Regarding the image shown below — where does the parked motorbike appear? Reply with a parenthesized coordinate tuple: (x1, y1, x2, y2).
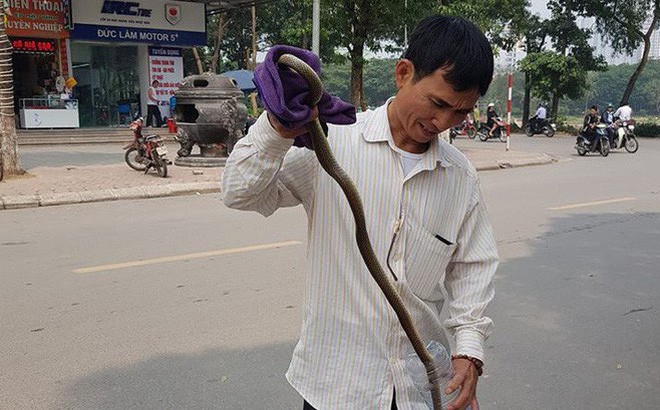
(449, 118, 477, 141)
(123, 117, 170, 177)
(610, 119, 639, 153)
(524, 116, 556, 138)
(476, 117, 507, 142)
(575, 123, 610, 157)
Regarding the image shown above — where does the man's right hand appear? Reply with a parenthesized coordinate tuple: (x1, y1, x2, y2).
(267, 108, 318, 139)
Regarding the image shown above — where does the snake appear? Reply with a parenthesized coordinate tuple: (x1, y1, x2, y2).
(277, 54, 444, 410)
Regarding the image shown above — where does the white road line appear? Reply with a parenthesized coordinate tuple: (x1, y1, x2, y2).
(548, 197, 636, 211)
(74, 240, 302, 274)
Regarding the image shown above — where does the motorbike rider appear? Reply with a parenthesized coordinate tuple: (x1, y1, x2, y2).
(600, 103, 615, 145)
(581, 105, 599, 145)
(530, 102, 547, 128)
(614, 101, 633, 122)
(486, 102, 498, 136)
(472, 103, 481, 128)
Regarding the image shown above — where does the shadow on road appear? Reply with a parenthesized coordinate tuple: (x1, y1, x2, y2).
(483, 211, 659, 409)
(55, 212, 659, 409)
(56, 342, 299, 409)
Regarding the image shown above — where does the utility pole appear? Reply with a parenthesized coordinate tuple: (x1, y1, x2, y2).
(312, 0, 320, 55)
(404, 0, 408, 48)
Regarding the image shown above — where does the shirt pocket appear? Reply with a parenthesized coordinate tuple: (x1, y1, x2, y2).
(404, 223, 457, 302)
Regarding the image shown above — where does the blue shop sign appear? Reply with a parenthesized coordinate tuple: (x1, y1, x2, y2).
(70, 0, 207, 46)
(71, 24, 205, 46)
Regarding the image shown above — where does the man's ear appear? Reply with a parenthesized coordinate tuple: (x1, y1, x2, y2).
(394, 59, 415, 89)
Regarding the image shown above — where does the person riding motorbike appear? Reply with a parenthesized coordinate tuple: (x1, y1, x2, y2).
(600, 103, 615, 145)
(530, 102, 548, 128)
(486, 103, 498, 137)
(613, 101, 632, 122)
(580, 105, 600, 145)
(472, 103, 481, 128)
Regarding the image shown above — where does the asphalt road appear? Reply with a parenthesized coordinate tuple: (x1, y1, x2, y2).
(18, 141, 182, 169)
(1, 137, 659, 409)
(17, 132, 578, 169)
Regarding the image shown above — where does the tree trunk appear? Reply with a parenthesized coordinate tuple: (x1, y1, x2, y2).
(211, 14, 229, 74)
(550, 92, 559, 121)
(522, 72, 531, 124)
(349, 46, 366, 111)
(346, 1, 370, 111)
(0, 14, 21, 177)
(192, 48, 204, 74)
(620, 11, 658, 106)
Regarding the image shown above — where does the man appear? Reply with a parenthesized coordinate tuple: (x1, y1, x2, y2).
(601, 104, 615, 145)
(581, 105, 600, 145)
(222, 15, 498, 410)
(486, 103, 499, 137)
(613, 101, 633, 122)
(532, 102, 547, 127)
(472, 103, 480, 128)
(146, 79, 163, 128)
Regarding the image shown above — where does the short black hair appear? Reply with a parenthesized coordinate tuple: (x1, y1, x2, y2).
(404, 15, 494, 96)
(590, 105, 598, 111)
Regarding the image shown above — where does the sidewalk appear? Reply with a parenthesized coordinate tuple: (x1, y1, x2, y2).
(0, 147, 556, 210)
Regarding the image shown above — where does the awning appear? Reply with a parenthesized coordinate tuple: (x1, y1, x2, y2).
(180, 0, 278, 15)
(221, 69, 256, 92)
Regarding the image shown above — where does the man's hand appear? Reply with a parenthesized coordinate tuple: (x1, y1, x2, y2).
(445, 358, 479, 410)
(267, 108, 318, 139)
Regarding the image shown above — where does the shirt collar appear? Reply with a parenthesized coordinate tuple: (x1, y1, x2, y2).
(360, 98, 453, 169)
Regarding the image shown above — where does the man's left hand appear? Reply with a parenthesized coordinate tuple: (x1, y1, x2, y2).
(445, 358, 479, 410)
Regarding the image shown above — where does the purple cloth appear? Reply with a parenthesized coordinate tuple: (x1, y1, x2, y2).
(253, 45, 356, 149)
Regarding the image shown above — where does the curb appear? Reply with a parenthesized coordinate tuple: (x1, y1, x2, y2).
(0, 182, 220, 210)
(0, 154, 556, 210)
(474, 153, 557, 171)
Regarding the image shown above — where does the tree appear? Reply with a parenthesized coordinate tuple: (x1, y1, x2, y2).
(438, 0, 530, 51)
(518, 0, 606, 119)
(580, 0, 660, 106)
(518, 15, 548, 124)
(0, 6, 21, 178)
(519, 51, 589, 119)
(320, 0, 435, 110)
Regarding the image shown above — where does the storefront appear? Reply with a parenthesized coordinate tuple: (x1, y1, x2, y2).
(6, 0, 77, 128)
(69, 0, 206, 127)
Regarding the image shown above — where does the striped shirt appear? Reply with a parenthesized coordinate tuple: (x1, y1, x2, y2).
(221, 101, 498, 409)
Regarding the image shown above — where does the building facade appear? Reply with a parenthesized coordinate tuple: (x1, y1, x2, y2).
(7, 0, 207, 129)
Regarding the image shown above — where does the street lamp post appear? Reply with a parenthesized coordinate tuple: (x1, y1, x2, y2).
(312, 0, 320, 55)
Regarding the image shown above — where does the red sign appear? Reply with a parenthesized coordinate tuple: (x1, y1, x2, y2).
(11, 37, 57, 53)
(6, 0, 70, 39)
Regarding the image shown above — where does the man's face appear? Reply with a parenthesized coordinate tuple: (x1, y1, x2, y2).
(389, 60, 479, 152)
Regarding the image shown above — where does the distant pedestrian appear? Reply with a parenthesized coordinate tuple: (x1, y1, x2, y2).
(146, 80, 163, 128)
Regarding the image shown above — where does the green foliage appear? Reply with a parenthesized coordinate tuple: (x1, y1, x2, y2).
(322, 59, 396, 107)
(634, 122, 660, 138)
(561, 60, 660, 116)
(555, 115, 581, 134)
(519, 52, 588, 102)
(580, 0, 658, 55)
(438, 0, 529, 52)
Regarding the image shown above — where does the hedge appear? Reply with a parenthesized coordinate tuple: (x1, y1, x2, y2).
(634, 122, 660, 138)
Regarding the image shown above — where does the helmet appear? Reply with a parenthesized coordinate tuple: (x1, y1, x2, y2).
(606, 103, 613, 108)
(487, 103, 495, 108)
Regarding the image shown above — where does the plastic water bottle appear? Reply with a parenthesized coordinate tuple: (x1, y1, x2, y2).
(405, 340, 458, 409)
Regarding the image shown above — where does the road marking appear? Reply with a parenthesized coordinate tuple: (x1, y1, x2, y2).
(74, 240, 302, 274)
(548, 197, 636, 211)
